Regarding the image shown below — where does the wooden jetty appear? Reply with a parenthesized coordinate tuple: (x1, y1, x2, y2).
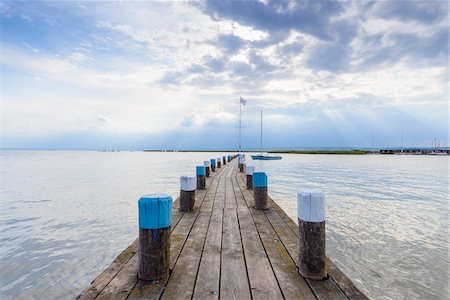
(78, 158, 368, 300)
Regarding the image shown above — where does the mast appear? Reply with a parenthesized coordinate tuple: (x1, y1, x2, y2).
(260, 110, 263, 155)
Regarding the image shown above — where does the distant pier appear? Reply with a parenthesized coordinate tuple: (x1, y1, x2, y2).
(77, 156, 368, 299)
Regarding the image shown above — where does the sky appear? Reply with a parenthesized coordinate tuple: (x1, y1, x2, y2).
(0, 0, 448, 150)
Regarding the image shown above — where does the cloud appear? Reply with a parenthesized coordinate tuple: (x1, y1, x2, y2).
(1, 0, 448, 149)
(215, 34, 246, 54)
(195, 0, 345, 41)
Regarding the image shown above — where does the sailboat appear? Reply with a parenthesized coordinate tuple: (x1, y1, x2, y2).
(251, 110, 282, 160)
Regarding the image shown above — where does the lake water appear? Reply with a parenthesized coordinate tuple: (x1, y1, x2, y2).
(0, 151, 448, 299)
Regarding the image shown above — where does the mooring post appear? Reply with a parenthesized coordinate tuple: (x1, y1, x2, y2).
(196, 166, 206, 190)
(297, 190, 326, 280)
(217, 157, 221, 168)
(211, 159, 216, 172)
(246, 165, 255, 190)
(204, 160, 211, 177)
(227, 155, 231, 162)
(223, 156, 226, 165)
(238, 156, 245, 172)
(253, 172, 268, 209)
(138, 194, 172, 281)
(180, 176, 196, 211)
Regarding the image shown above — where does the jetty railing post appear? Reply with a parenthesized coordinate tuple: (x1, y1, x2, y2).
(196, 166, 206, 190)
(297, 191, 326, 280)
(180, 176, 196, 211)
(217, 157, 221, 168)
(138, 194, 172, 281)
(211, 159, 216, 172)
(246, 165, 254, 190)
(204, 160, 211, 177)
(223, 156, 226, 165)
(253, 172, 268, 209)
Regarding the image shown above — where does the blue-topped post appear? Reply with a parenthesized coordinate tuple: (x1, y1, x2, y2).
(227, 155, 231, 162)
(217, 157, 221, 168)
(196, 166, 206, 190)
(253, 172, 268, 209)
(211, 158, 216, 172)
(180, 176, 196, 211)
(138, 194, 172, 281)
(204, 160, 211, 177)
(223, 156, 226, 165)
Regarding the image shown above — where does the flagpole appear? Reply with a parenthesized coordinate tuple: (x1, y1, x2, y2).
(239, 97, 241, 153)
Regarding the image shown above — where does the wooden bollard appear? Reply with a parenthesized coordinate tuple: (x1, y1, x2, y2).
(211, 159, 216, 172)
(297, 191, 326, 280)
(238, 156, 245, 172)
(180, 176, 196, 211)
(196, 166, 206, 190)
(246, 165, 254, 190)
(223, 156, 226, 165)
(204, 160, 210, 177)
(217, 157, 221, 168)
(253, 172, 268, 209)
(227, 155, 231, 162)
(138, 194, 172, 281)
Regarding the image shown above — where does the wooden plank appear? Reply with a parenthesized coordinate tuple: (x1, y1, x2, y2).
(220, 207, 251, 299)
(95, 254, 138, 300)
(192, 208, 223, 299)
(237, 205, 283, 299)
(327, 259, 369, 300)
(192, 174, 226, 299)
(76, 240, 138, 300)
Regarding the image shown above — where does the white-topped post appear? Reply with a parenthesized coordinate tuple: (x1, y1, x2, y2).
(297, 190, 326, 280)
(204, 160, 211, 177)
(217, 157, 221, 168)
(180, 176, 196, 211)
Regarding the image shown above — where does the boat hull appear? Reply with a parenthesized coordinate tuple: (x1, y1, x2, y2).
(251, 155, 282, 160)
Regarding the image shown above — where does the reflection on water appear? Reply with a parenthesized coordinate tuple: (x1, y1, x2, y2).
(0, 151, 448, 299)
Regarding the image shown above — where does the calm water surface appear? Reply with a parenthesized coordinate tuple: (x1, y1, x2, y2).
(0, 151, 448, 299)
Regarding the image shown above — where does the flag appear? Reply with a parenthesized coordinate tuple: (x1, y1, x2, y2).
(240, 96, 247, 105)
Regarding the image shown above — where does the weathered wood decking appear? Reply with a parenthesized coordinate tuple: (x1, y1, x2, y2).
(78, 159, 368, 300)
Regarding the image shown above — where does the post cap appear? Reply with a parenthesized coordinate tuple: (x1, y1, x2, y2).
(196, 166, 206, 176)
(211, 158, 216, 164)
(246, 165, 255, 175)
(180, 176, 196, 191)
(297, 190, 325, 222)
(204, 160, 210, 167)
(253, 172, 267, 187)
(138, 194, 172, 229)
